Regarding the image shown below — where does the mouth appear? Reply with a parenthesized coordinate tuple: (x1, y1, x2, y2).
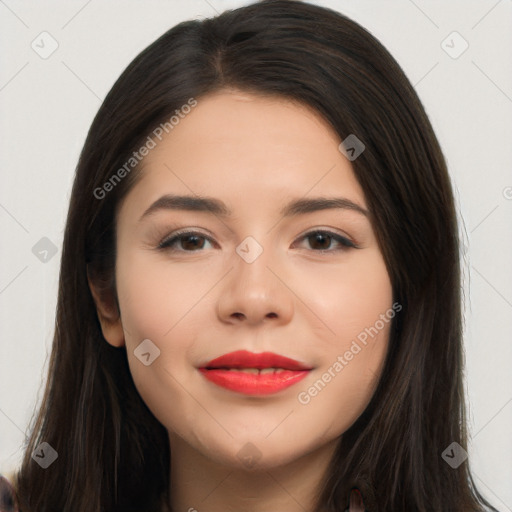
(198, 350, 313, 395)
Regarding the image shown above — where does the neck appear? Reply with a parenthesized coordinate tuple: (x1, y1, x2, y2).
(167, 432, 338, 512)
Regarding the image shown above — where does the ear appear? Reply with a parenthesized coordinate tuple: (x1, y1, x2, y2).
(87, 266, 125, 348)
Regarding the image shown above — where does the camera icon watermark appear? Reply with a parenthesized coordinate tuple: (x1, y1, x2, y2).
(441, 31, 469, 59)
(339, 134, 365, 161)
(441, 441, 468, 469)
(134, 339, 161, 366)
(32, 237, 58, 263)
(32, 442, 58, 469)
(31, 31, 59, 59)
(236, 442, 262, 469)
(236, 236, 263, 263)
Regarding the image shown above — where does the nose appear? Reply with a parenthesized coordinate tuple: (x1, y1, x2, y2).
(216, 242, 294, 327)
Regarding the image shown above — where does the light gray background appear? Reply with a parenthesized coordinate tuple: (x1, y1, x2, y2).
(1, 0, 511, 509)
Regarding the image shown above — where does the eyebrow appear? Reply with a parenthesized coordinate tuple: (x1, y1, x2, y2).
(138, 194, 369, 221)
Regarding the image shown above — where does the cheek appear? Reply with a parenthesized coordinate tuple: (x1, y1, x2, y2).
(295, 247, 393, 346)
(115, 249, 215, 340)
(294, 334, 388, 445)
(292, 249, 392, 429)
(114, 250, 217, 426)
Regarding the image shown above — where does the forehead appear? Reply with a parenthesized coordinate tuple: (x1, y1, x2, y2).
(121, 90, 366, 219)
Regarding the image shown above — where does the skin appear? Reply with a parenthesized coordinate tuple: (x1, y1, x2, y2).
(89, 89, 393, 512)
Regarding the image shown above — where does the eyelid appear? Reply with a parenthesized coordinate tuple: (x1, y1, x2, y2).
(157, 226, 358, 252)
(295, 227, 358, 248)
(158, 228, 215, 249)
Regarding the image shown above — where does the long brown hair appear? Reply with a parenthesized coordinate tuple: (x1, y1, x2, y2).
(14, 1, 497, 510)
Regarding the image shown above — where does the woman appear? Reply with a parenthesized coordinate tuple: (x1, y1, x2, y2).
(11, 1, 498, 510)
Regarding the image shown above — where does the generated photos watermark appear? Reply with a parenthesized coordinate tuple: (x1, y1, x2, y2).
(297, 301, 402, 405)
(94, 98, 198, 200)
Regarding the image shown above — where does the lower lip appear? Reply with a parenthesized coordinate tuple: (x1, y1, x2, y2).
(198, 369, 310, 395)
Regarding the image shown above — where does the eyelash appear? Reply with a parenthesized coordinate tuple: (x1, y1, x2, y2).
(157, 229, 358, 253)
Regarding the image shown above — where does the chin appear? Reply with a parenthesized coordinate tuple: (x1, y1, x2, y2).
(210, 437, 308, 472)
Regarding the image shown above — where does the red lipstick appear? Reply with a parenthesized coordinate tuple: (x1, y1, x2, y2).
(198, 350, 312, 395)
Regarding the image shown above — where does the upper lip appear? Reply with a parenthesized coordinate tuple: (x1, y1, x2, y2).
(200, 350, 313, 371)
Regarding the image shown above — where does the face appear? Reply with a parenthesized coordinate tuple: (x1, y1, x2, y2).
(108, 90, 393, 470)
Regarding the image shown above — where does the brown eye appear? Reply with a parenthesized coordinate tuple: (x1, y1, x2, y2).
(159, 232, 213, 252)
(157, 229, 356, 254)
(298, 230, 356, 252)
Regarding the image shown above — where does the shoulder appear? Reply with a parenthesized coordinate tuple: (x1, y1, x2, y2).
(0, 474, 19, 512)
